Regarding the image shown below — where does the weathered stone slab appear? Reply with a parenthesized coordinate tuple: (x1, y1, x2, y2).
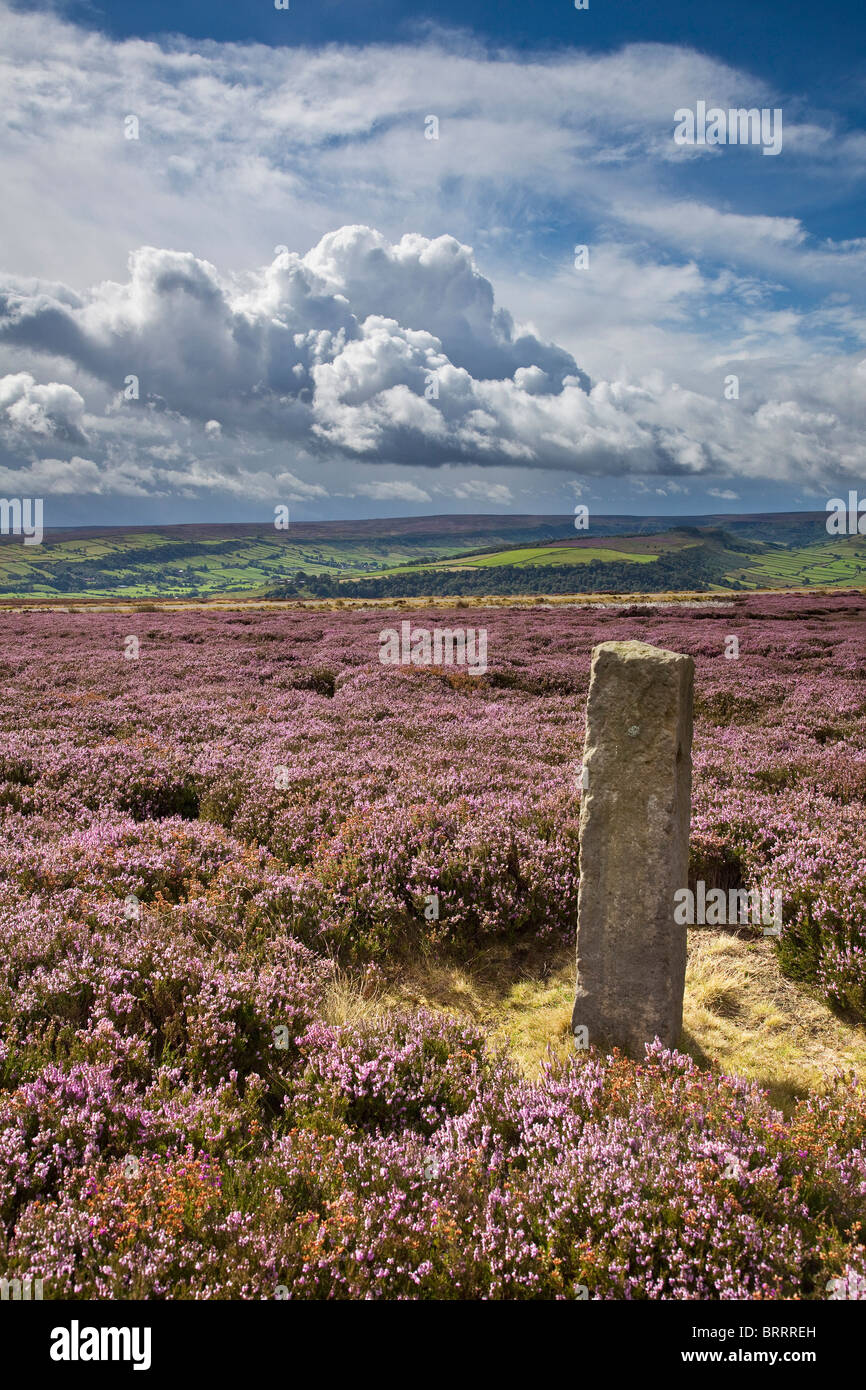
(572, 640, 694, 1054)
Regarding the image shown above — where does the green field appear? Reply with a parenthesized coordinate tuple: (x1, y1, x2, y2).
(0, 531, 473, 599)
(470, 544, 659, 567)
(389, 543, 664, 572)
(0, 513, 863, 601)
(378, 531, 712, 575)
(729, 536, 866, 588)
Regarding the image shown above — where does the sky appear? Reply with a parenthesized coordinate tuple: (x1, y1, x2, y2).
(0, 0, 864, 526)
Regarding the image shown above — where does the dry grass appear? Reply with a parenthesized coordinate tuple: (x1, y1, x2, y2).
(9, 588, 864, 615)
(320, 931, 866, 1111)
(681, 931, 866, 1108)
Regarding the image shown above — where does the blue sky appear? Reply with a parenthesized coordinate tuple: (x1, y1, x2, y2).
(43, 0, 866, 102)
(0, 0, 864, 525)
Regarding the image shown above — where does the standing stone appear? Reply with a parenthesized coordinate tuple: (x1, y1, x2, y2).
(572, 640, 694, 1055)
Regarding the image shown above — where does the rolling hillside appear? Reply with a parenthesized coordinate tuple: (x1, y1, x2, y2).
(0, 512, 862, 601)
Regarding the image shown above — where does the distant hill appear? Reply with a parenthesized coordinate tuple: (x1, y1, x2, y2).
(33, 509, 832, 546)
(1, 512, 861, 601)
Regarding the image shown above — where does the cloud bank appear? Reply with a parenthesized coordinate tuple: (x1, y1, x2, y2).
(1, 224, 865, 503)
(0, 2, 863, 512)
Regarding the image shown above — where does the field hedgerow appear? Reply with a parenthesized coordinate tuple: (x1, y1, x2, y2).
(0, 593, 865, 1298)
